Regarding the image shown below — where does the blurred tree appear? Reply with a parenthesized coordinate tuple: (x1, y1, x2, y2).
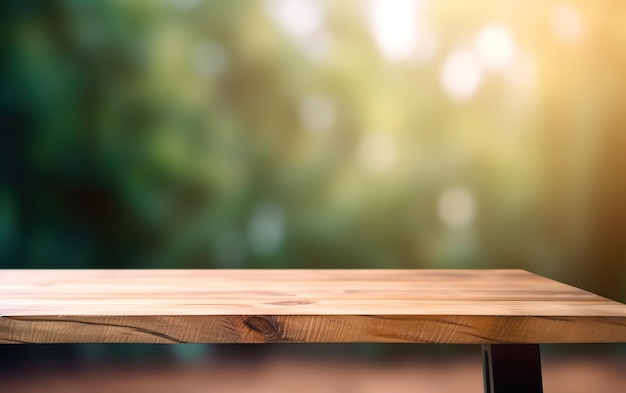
(0, 0, 624, 304)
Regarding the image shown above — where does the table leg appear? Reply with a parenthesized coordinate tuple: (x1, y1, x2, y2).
(482, 344, 543, 393)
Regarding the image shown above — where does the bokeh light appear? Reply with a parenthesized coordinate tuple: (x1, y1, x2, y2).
(550, 2, 584, 43)
(299, 92, 336, 133)
(440, 48, 483, 100)
(476, 24, 515, 70)
(437, 187, 476, 229)
(359, 133, 397, 173)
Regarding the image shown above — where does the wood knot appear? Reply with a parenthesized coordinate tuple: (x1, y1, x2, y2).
(243, 316, 282, 342)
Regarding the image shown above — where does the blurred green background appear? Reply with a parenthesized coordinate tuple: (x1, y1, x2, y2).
(1, 0, 625, 365)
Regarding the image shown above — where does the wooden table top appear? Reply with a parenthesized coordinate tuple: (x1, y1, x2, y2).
(2, 269, 626, 344)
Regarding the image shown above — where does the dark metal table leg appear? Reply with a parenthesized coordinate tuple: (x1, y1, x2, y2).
(482, 344, 543, 393)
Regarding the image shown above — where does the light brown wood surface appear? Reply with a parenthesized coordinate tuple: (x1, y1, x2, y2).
(2, 269, 626, 344)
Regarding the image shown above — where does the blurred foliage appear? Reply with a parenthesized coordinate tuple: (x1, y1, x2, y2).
(2, 0, 626, 367)
(1, 0, 625, 302)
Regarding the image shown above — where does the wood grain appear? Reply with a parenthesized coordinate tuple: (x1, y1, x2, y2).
(1, 269, 626, 344)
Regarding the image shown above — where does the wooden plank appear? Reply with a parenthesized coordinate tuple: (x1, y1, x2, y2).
(1, 269, 626, 344)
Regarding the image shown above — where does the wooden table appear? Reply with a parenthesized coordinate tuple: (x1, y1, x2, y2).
(2, 269, 626, 392)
